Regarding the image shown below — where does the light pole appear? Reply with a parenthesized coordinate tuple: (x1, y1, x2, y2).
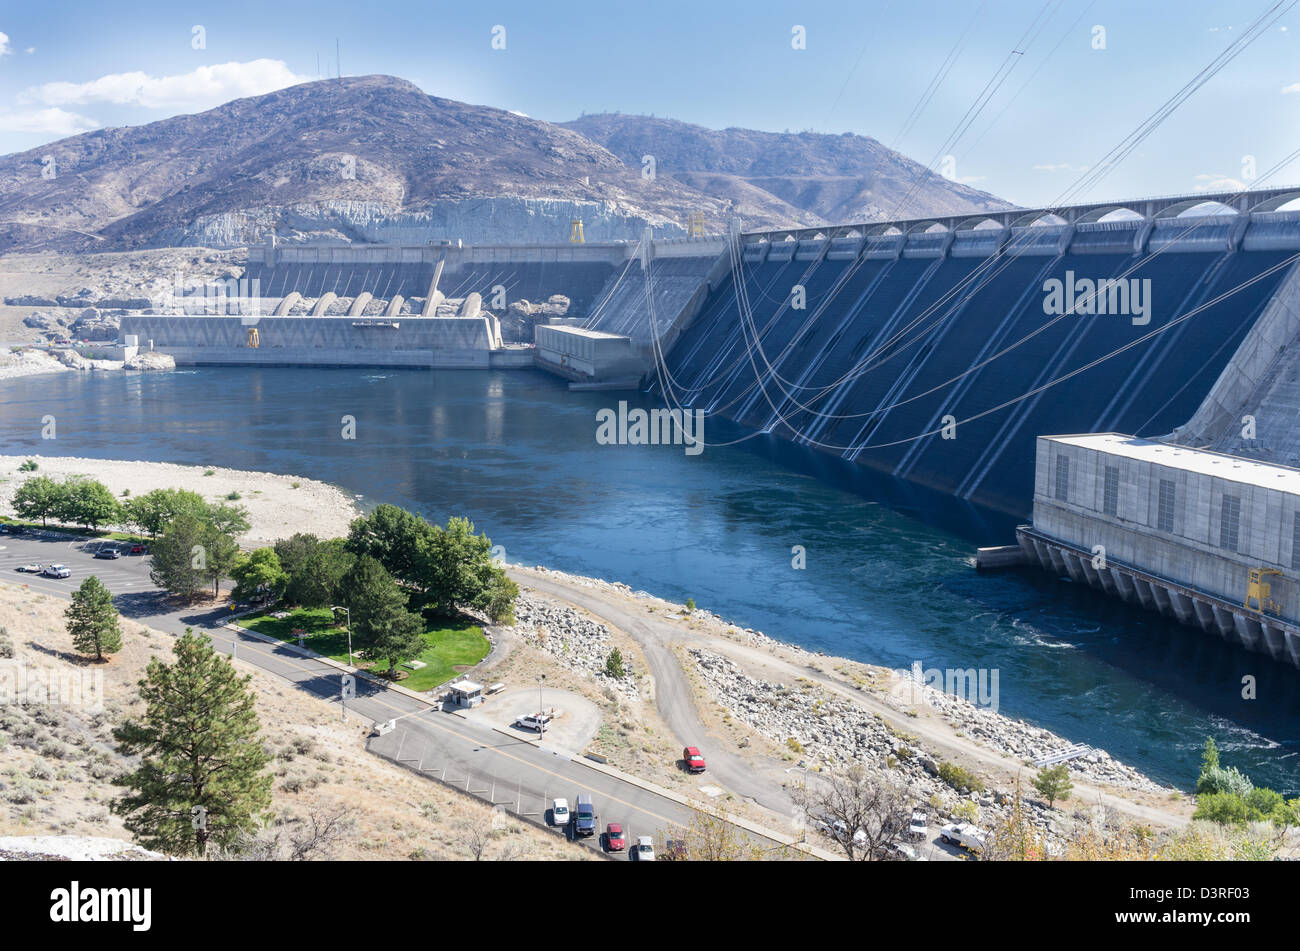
(332, 605, 353, 667)
(538, 674, 546, 736)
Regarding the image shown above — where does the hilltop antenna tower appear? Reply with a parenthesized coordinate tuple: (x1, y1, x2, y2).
(336, 39, 341, 78)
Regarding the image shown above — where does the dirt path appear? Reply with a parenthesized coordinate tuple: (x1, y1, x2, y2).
(509, 566, 1191, 832)
(512, 570, 797, 818)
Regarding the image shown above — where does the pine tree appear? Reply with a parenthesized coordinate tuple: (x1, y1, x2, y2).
(342, 555, 426, 674)
(65, 575, 122, 661)
(112, 629, 272, 856)
(148, 513, 208, 598)
(1032, 764, 1074, 809)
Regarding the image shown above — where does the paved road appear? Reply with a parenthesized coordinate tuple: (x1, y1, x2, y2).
(0, 531, 802, 860)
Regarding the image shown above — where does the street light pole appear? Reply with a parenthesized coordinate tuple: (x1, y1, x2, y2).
(539, 674, 546, 736)
(332, 605, 353, 666)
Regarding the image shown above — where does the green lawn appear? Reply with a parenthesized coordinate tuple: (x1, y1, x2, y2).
(237, 606, 489, 692)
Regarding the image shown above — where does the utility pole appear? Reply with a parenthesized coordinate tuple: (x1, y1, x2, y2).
(538, 674, 546, 736)
(332, 605, 353, 666)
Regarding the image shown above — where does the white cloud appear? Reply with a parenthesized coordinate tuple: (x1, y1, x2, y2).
(0, 31, 12, 56)
(1033, 162, 1089, 173)
(23, 59, 311, 111)
(1283, 82, 1300, 94)
(24, 47, 34, 55)
(1193, 173, 1247, 192)
(0, 107, 99, 136)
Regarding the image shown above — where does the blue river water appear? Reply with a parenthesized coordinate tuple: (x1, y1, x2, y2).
(1, 366, 1296, 793)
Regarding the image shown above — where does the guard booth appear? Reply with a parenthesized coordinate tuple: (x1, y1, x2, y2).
(446, 679, 485, 708)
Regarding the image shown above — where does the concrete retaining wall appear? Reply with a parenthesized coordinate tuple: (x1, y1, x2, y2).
(121, 315, 497, 369)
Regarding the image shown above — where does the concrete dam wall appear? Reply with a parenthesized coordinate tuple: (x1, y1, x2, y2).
(245, 243, 623, 316)
(120, 315, 501, 369)
(651, 210, 1300, 517)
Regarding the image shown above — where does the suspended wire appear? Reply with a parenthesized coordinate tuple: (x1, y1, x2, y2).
(686, 0, 1297, 423)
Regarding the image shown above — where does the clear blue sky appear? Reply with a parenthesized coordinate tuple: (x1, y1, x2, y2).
(1, 0, 1296, 208)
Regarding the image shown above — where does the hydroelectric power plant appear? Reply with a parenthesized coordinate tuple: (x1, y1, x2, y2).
(118, 185, 1300, 669)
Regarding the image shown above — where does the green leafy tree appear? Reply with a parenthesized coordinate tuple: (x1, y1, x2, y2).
(112, 629, 272, 856)
(279, 536, 354, 608)
(65, 575, 122, 661)
(200, 524, 241, 600)
(1193, 792, 1252, 827)
(149, 514, 209, 599)
(59, 477, 122, 530)
(230, 548, 287, 603)
(1031, 764, 1074, 809)
(12, 475, 65, 526)
(273, 533, 321, 580)
(346, 504, 435, 585)
(1201, 736, 1220, 772)
(346, 506, 517, 623)
(205, 502, 251, 538)
(126, 488, 208, 539)
(342, 555, 426, 675)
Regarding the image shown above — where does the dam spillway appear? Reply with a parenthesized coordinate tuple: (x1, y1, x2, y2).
(650, 200, 1300, 518)
(118, 187, 1300, 522)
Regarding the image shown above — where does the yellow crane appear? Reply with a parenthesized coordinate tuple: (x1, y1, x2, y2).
(1243, 568, 1282, 614)
(569, 219, 585, 244)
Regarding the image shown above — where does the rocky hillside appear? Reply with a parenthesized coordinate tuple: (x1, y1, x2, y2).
(0, 76, 1014, 253)
(562, 114, 1016, 224)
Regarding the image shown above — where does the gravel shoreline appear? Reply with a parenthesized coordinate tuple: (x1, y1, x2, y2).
(514, 564, 1172, 798)
(0, 455, 361, 547)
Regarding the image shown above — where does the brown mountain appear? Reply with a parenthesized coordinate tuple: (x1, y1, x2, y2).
(0, 76, 1014, 253)
(561, 113, 1016, 224)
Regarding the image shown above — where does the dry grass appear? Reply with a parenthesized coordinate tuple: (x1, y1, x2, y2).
(0, 581, 588, 860)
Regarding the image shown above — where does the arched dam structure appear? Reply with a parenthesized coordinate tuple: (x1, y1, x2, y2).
(243, 242, 621, 315)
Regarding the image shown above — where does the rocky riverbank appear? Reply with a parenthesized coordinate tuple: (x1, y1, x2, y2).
(514, 564, 1171, 800)
(510, 592, 641, 700)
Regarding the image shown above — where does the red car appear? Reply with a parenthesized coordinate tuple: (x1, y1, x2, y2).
(129, 544, 147, 554)
(604, 822, 625, 852)
(683, 746, 706, 773)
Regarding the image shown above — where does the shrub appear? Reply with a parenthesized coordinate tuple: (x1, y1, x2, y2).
(1197, 764, 1253, 798)
(938, 761, 985, 793)
(18, 459, 37, 472)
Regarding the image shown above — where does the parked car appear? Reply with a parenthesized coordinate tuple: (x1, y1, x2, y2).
(683, 746, 707, 773)
(574, 793, 597, 837)
(939, 822, 988, 853)
(551, 798, 570, 828)
(41, 564, 71, 579)
(886, 841, 925, 862)
(514, 712, 553, 733)
(908, 809, 928, 840)
(129, 543, 147, 554)
(810, 814, 868, 849)
(604, 823, 625, 852)
(632, 836, 655, 861)
(15, 563, 43, 573)
(94, 547, 122, 559)
(0, 523, 24, 534)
